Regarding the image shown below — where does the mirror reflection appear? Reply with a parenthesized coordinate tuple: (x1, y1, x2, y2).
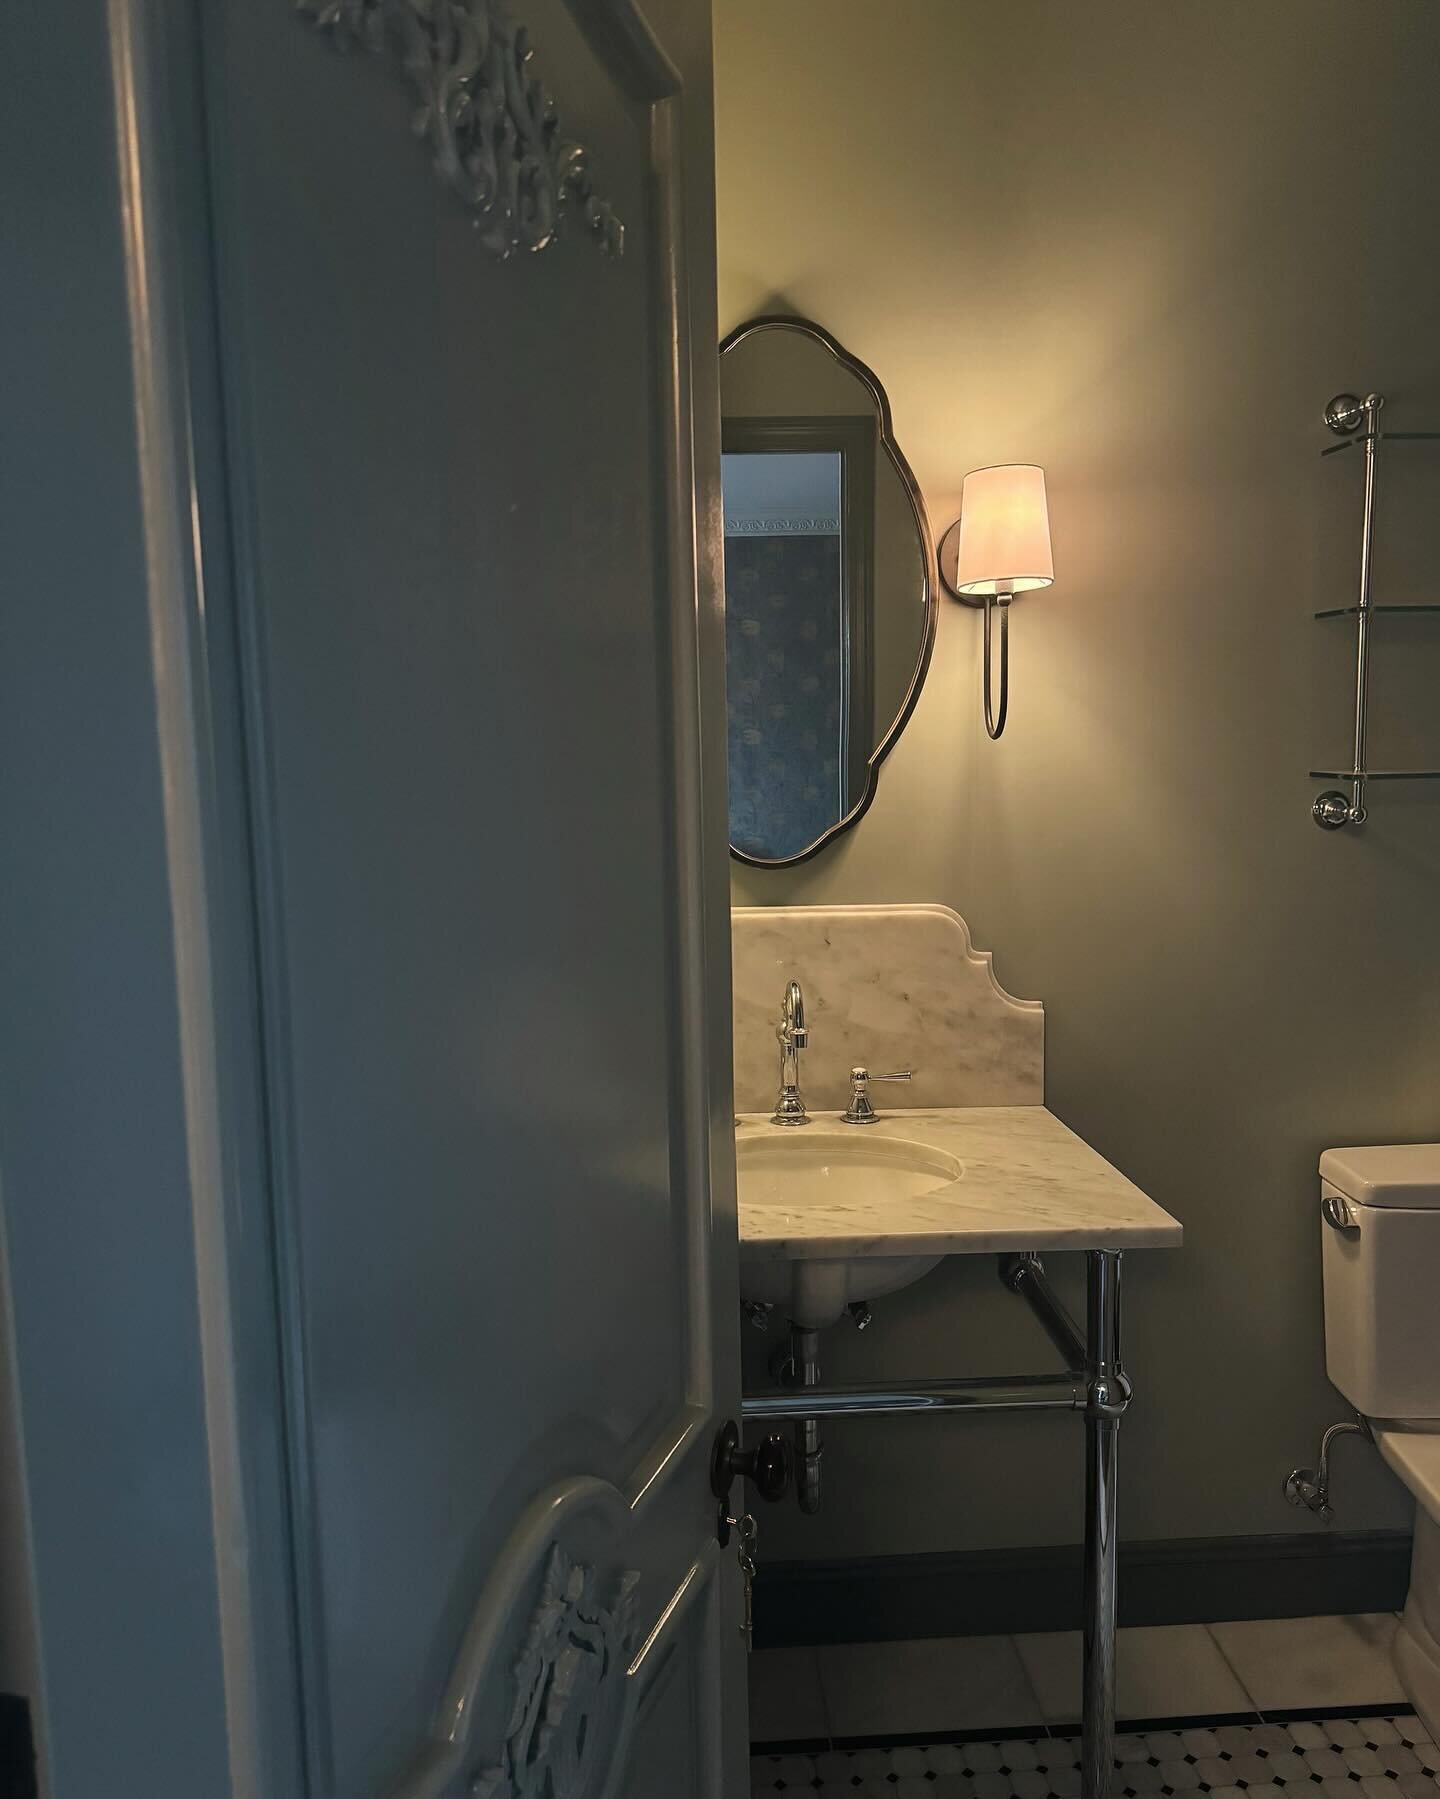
(721, 317, 934, 865)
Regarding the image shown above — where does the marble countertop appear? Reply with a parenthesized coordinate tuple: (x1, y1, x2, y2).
(736, 1106, 1182, 1258)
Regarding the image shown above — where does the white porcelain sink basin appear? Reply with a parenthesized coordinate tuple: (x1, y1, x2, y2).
(737, 1132, 962, 1328)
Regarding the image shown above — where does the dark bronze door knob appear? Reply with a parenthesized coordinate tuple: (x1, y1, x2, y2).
(710, 1418, 792, 1504)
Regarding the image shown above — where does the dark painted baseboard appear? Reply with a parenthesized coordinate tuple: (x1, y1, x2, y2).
(751, 1704, 1422, 1758)
(753, 1530, 1412, 1650)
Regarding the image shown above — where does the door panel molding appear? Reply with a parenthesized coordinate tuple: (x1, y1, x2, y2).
(108, 4, 262, 1780)
(388, 1476, 722, 1799)
(103, 0, 307, 1788)
(194, 5, 342, 1778)
(627, 1404, 705, 1510)
(650, 86, 717, 1426)
(626, 1544, 718, 1682)
(567, 0, 680, 98)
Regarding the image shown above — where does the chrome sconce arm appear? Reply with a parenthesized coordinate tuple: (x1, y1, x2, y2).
(982, 592, 1011, 740)
(938, 465, 1053, 742)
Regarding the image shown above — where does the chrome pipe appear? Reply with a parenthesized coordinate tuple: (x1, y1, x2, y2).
(1002, 1253, 1087, 1372)
(743, 1371, 1083, 1421)
(1082, 1250, 1124, 1799)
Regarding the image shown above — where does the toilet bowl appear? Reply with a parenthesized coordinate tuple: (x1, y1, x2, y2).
(1320, 1143, 1440, 1742)
(1376, 1430, 1440, 1742)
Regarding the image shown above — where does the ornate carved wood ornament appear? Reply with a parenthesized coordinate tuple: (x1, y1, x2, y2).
(469, 1544, 640, 1798)
(298, 0, 625, 259)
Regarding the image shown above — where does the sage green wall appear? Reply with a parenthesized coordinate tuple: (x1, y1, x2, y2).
(718, 0, 1440, 1562)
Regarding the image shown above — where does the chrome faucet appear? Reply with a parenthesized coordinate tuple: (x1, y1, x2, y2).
(771, 979, 809, 1125)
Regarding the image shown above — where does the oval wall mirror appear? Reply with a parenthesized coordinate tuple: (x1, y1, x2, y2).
(720, 316, 936, 866)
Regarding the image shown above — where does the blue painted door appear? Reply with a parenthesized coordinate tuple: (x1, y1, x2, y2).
(3, 4, 741, 1787)
(200, 1, 744, 1793)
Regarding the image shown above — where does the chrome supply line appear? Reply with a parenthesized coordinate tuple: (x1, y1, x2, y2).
(1285, 1413, 1373, 1520)
(742, 1247, 1129, 1799)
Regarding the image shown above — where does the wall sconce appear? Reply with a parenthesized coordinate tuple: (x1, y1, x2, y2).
(938, 464, 1054, 739)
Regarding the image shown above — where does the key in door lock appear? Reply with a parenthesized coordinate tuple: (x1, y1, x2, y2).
(710, 1418, 791, 1545)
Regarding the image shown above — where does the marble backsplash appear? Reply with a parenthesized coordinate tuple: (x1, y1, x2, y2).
(731, 903, 1043, 1115)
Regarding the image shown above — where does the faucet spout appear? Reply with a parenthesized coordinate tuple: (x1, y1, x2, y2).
(782, 979, 806, 1048)
(772, 980, 810, 1125)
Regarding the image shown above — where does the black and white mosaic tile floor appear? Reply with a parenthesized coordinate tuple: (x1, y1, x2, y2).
(751, 1716, 1440, 1798)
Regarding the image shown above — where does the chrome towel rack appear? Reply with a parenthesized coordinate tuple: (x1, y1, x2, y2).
(1311, 390, 1440, 830)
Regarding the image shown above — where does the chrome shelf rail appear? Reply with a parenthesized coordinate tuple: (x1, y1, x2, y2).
(1310, 767, 1440, 782)
(1320, 428, 1440, 457)
(1314, 603, 1440, 620)
(1312, 391, 1440, 830)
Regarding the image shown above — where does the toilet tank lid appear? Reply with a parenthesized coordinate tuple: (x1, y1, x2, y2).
(1321, 1143, 1440, 1208)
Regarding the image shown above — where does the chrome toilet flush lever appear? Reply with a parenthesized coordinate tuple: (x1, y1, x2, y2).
(842, 1065, 912, 1124)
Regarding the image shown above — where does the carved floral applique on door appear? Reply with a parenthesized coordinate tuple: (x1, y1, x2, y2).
(298, 0, 625, 260)
(470, 1544, 640, 1799)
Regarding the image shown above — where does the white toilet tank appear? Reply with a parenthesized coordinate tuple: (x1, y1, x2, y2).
(1320, 1144, 1440, 1420)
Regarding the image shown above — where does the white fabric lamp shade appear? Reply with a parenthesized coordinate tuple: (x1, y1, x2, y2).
(953, 464, 1054, 596)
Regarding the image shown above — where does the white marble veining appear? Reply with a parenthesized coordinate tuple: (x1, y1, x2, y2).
(736, 1107, 1182, 1259)
(732, 905, 1043, 1117)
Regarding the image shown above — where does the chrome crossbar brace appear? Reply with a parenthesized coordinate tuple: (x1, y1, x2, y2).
(740, 1247, 1128, 1799)
(743, 1371, 1083, 1420)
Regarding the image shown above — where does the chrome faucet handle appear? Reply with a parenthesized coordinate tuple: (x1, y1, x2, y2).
(842, 1065, 912, 1125)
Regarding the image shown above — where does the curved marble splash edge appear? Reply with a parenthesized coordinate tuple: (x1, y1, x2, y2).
(731, 903, 1044, 1117)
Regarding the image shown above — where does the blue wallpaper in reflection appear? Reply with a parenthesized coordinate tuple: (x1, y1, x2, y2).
(725, 533, 844, 861)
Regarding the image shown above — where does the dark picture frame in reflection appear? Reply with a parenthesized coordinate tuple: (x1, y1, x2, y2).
(719, 316, 936, 868)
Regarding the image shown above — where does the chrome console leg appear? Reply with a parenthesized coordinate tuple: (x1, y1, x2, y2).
(1082, 1250, 1128, 1799)
(794, 1328, 823, 1514)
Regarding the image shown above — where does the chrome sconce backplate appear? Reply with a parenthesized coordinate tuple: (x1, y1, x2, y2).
(937, 517, 989, 612)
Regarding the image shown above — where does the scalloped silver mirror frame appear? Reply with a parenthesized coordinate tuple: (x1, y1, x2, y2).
(719, 315, 937, 869)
